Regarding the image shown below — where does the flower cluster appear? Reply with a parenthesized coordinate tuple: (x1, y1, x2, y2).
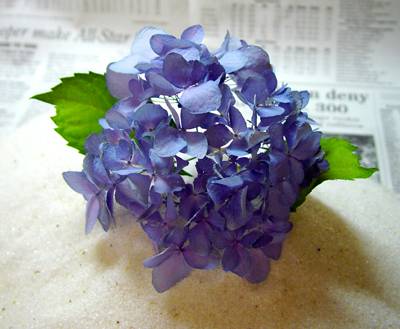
(63, 25, 328, 292)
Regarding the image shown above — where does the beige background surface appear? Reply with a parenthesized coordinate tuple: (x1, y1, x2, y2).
(0, 117, 399, 329)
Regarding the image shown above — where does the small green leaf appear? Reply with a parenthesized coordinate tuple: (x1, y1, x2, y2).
(292, 137, 377, 210)
(32, 72, 116, 153)
(179, 169, 193, 177)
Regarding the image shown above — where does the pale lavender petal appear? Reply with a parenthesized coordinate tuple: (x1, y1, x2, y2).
(181, 25, 204, 43)
(180, 81, 222, 114)
(182, 131, 208, 159)
(63, 171, 97, 198)
(85, 195, 100, 234)
(257, 106, 286, 118)
(153, 174, 185, 194)
(105, 64, 136, 99)
(150, 34, 193, 55)
(153, 126, 187, 157)
(219, 49, 247, 73)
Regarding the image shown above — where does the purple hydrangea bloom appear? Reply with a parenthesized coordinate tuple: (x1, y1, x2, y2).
(63, 25, 328, 293)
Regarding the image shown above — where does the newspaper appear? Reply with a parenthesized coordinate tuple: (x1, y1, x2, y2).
(1, 0, 399, 192)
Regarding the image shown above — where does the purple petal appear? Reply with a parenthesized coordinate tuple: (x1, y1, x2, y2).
(207, 175, 244, 204)
(183, 248, 217, 269)
(244, 248, 270, 283)
(291, 131, 322, 160)
(205, 124, 233, 148)
(164, 97, 181, 129)
(188, 223, 210, 256)
(180, 81, 222, 114)
(144, 247, 176, 268)
(63, 171, 97, 198)
(150, 34, 193, 55)
(229, 106, 247, 133)
(182, 131, 208, 159)
(83, 155, 112, 187)
(146, 71, 181, 96)
(163, 53, 192, 88)
(214, 31, 243, 58)
(153, 174, 185, 194)
(222, 246, 240, 271)
(132, 104, 168, 131)
(84, 133, 103, 156)
(151, 251, 192, 293)
(231, 247, 251, 277)
(85, 195, 100, 234)
(108, 27, 166, 76)
(226, 138, 249, 157)
(181, 108, 221, 129)
(153, 126, 187, 157)
(242, 77, 269, 104)
(165, 193, 178, 223)
(105, 65, 136, 99)
(262, 243, 283, 260)
(167, 47, 200, 61)
(181, 25, 204, 43)
(222, 186, 249, 230)
(207, 209, 225, 229)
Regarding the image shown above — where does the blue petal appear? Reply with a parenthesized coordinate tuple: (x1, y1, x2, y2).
(219, 49, 247, 73)
(180, 81, 222, 114)
(257, 106, 286, 118)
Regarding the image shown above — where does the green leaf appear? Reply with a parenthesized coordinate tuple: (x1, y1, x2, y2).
(179, 169, 193, 177)
(32, 72, 116, 153)
(292, 137, 377, 210)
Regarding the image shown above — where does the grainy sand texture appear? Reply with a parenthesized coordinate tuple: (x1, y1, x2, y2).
(1, 118, 399, 329)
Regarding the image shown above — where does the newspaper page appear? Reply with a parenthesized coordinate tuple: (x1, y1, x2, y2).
(1, 0, 399, 192)
(0, 0, 189, 130)
(190, 0, 400, 192)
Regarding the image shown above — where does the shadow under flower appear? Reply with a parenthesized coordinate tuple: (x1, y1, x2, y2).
(93, 197, 389, 329)
(157, 196, 387, 329)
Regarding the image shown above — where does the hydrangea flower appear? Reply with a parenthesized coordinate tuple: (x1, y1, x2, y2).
(63, 25, 328, 293)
